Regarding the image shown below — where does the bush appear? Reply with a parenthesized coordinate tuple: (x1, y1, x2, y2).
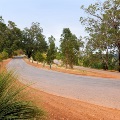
(0, 54, 3, 62)
(0, 51, 8, 61)
(0, 71, 45, 119)
(1, 51, 8, 59)
(13, 49, 24, 56)
(35, 52, 44, 63)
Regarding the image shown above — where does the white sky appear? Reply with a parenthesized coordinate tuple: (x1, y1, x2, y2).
(0, 0, 105, 47)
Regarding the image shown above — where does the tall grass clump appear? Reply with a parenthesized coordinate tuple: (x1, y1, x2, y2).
(0, 71, 45, 119)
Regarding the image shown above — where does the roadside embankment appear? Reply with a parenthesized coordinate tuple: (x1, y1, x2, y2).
(24, 58, 120, 80)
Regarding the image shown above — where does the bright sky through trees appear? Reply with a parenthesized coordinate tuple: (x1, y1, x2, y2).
(0, 0, 104, 46)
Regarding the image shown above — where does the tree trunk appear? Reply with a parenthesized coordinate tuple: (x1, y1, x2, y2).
(65, 52, 69, 69)
(43, 61, 45, 67)
(117, 44, 120, 72)
(0, 64, 1, 73)
(65, 63, 67, 69)
(102, 60, 108, 70)
(69, 62, 73, 69)
(65, 57, 68, 69)
(106, 47, 109, 70)
(26, 51, 32, 58)
(50, 62, 52, 69)
(101, 53, 108, 70)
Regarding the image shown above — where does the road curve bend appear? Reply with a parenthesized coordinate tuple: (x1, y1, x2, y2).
(7, 58, 120, 110)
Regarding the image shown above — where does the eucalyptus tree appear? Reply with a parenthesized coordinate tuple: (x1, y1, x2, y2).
(104, 0, 120, 70)
(80, 0, 120, 71)
(46, 35, 56, 68)
(60, 28, 83, 69)
(0, 18, 22, 57)
(0, 17, 7, 53)
(6, 21, 22, 56)
(36, 34, 48, 53)
(22, 22, 47, 58)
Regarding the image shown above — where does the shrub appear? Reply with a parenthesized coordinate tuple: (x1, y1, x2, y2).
(13, 49, 24, 56)
(35, 52, 44, 63)
(0, 54, 3, 62)
(0, 71, 45, 119)
(0, 51, 8, 61)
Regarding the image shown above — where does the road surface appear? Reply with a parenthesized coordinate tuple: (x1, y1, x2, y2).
(7, 58, 120, 110)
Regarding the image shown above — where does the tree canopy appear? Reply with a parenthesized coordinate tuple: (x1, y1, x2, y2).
(22, 22, 47, 58)
(80, 0, 120, 71)
(46, 35, 57, 66)
(60, 28, 83, 69)
(0, 1, 119, 72)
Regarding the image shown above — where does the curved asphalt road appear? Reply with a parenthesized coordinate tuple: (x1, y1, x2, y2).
(7, 58, 120, 110)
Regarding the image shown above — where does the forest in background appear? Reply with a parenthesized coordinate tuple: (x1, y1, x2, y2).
(0, 0, 119, 71)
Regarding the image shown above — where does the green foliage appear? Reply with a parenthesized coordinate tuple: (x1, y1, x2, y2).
(82, 53, 103, 69)
(60, 28, 83, 69)
(1, 51, 8, 60)
(0, 71, 45, 119)
(56, 51, 63, 60)
(0, 55, 3, 62)
(36, 34, 48, 53)
(46, 35, 57, 65)
(80, 0, 120, 71)
(0, 18, 23, 57)
(13, 49, 24, 56)
(22, 22, 47, 58)
(35, 52, 44, 63)
(0, 17, 48, 59)
(0, 51, 8, 61)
